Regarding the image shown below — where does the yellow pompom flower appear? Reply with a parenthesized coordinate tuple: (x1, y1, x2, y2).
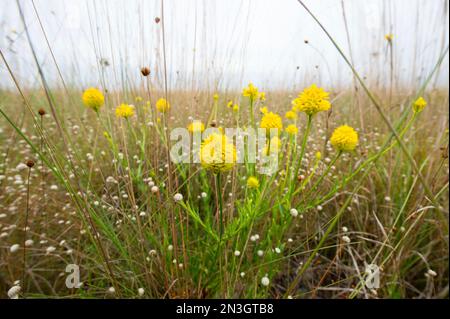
(330, 125, 358, 152)
(385, 33, 394, 42)
(233, 104, 239, 112)
(188, 121, 205, 133)
(242, 83, 259, 100)
(413, 96, 427, 113)
(285, 124, 298, 135)
(156, 98, 170, 113)
(315, 151, 322, 160)
(285, 110, 297, 120)
(260, 112, 283, 134)
(260, 106, 269, 114)
(247, 176, 260, 189)
(115, 103, 135, 118)
(82, 87, 104, 112)
(200, 133, 237, 173)
(292, 84, 331, 116)
(227, 100, 234, 108)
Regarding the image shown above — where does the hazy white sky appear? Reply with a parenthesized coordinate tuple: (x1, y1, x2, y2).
(0, 0, 448, 91)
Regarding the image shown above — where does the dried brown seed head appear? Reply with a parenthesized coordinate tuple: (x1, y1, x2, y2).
(38, 108, 46, 116)
(26, 160, 35, 168)
(141, 67, 150, 77)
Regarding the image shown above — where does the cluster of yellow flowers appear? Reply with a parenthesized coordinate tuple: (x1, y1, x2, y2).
(156, 98, 170, 113)
(200, 133, 237, 173)
(247, 176, 260, 189)
(413, 96, 427, 113)
(115, 103, 135, 118)
(292, 84, 331, 116)
(242, 83, 259, 100)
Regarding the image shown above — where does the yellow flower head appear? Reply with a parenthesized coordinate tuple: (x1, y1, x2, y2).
(247, 176, 260, 189)
(82, 87, 104, 112)
(200, 133, 237, 173)
(285, 110, 297, 120)
(242, 83, 259, 100)
(260, 112, 283, 134)
(213, 93, 219, 101)
(233, 104, 239, 112)
(413, 96, 427, 113)
(262, 136, 281, 156)
(260, 106, 269, 114)
(292, 84, 331, 116)
(285, 124, 298, 135)
(156, 98, 170, 113)
(315, 151, 322, 160)
(188, 121, 205, 133)
(385, 33, 394, 42)
(330, 125, 358, 152)
(259, 92, 266, 101)
(227, 100, 234, 108)
(115, 103, 135, 118)
(135, 96, 143, 102)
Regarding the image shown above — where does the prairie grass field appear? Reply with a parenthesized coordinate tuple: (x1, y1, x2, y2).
(0, 0, 449, 299)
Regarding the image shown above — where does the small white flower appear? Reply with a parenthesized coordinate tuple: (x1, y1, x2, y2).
(257, 250, 264, 257)
(138, 288, 145, 296)
(201, 192, 207, 198)
(234, 250, 241, 257)
(261, 276, 270, 286)
(16, 163, 28, 171)
(10, 244, 20, 253)
(7, 285, 21, 299)
(151, 186, 159, 193)
(384, 196, 391, 202)
(168, 245, 173, 251)
(108, 287, 115, 294)
(240, 272, 246, 278)
(275, 247, 281, 254)
(24, 239, 34, 247)
(46, 246, 56, 254)
(427, 269, 437, 277)
(342, 226, 348, 232)
(316, 205, 323, 211)
(173, 193, 183, 202)
(290, 208, 298, 217)
(341, 236, 351, 243)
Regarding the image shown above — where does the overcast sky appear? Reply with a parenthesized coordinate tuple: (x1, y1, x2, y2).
(0, 0, 448, 91)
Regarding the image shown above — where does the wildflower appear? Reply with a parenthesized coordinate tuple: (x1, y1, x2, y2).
(135, 96, 143, 102)
(108, 287, 115, 294)
(141, 67, 150, 76)
(173, 193, 183, 202)
(290, 208, 298, 217)
(201, 192, 207, 198)
(227, 100, 234, 108)
(242, 83, 259, 100)
(342, 235, 351, 243)
(330, 125, 358, 152)
(342, 226, 348, 232)
(25, 239, 34, 247)
(260, 106, 269, 114)
(261, 276, 270, 286)
(151, 186, 159, 193)
(10, 244, 20, 253)
(7, 285, 21, 299)
(427, 269, 437, 277)
(285, 110, 297, 120)
(260, 112, 283, 134)
(247, 176, 260, 189)
(315, 151, 322, 160)
(232, 104, 239, 112)
(292, 84, 331, 116)
(138, 288, 145, 296)
(285, 124, 298, 135)
(413, 96, 427, 113)
(234, 250, 241, 256)
(115, 103, 135, 118)
(46, 246, 56, 254)
(82, 88, 104, 112)
(155, 98, 170, 113)
(259, 92, 266, 101)
(200, 133, 237, 173)
(257, 250, 264, 257)
(188, 121, 205, 133)
(213, 93, 219, 101)
(385, 33, 394, 42)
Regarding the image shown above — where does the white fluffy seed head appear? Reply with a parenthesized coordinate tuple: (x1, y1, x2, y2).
(173, 193, 183, 202)
(261, 276, 270, 286)
(290, 208, 298, 217)
(10, 244, 20, 253)
(234, 250, 241, 256)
